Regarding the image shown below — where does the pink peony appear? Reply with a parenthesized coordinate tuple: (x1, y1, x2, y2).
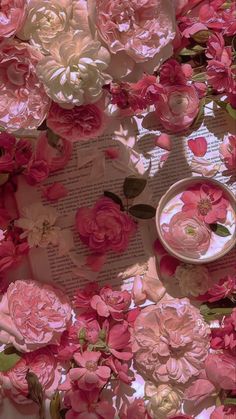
(133, 298, 210, 384)
(181, 183, 229, 224)
(0, 0, 26, 38)
(211, 405, 236, 419)
(0, 279, 72, 352)
(155, 85, 199, 132)
(70, 351, 111, 390)
(196, 275, 236, 303)
(1, 348, 61, 404)
(0, 40, 50, 132)
(75, 197, 137, 253)
(211, 309, 236, 354)
(65, 388, 116, 419)
(47, 102, 106, 143)
(90, 286, 131, 320)
(205, 352, 236, 390)
(220, 135, 236, 173)
(161, 212, 211, 258)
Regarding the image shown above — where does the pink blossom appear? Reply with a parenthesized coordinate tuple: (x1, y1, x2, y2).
(42, 182, 68, 202)
(205, 352, 236, 390)
(181, 183, 229, 224)
(91, 286, 131, 320)
(188, 137, 207, 157)
(73, 282, 100, 309)
(72, 313, 101, 345)
(70, 351, 111, 390)
(133, 299, 210, 384)
(206, 33, 226, 61)
(75, 197, 137, 253)
(194, 82, 207, 99)
(47, 102, 106, 143)
(120, 399, 150, 419)
(65, 388, 116, 419)
(107, 321, 132, 361)
(106, 357, 133, 387)
(0, 0, 26, 38)
(0, 279, 72, 352)
(155, 85, 199, 132)
(155, 133, 172, 151)
(220, 135, 236, 173)
(211, 309, 236, 354)
(196, 275, 236, 303)
(211, 405, 236, 419)
(160, 59, 192, 86)
(207, 59, 233, 94)
(1, 348, 61, 404)
(161, 212, 211, 258)
(0, 40, 50, 132)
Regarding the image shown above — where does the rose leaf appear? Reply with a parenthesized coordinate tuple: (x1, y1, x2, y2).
(128, 204, 156, 219)
(123, 177, 147, 199)
(0, 347, 22, 372)
(209, 223, 231, 237)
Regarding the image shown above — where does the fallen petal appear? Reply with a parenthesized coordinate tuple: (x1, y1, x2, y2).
(155, 133, 172, 151)
(188, 137, 207, 157)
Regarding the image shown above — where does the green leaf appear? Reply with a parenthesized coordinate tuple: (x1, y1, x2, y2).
(104, 191, 124, 210)
(26, 371, 45, 419)
(50, 391, 61, 419)
(224, 398, 236, 406)
(123, 177, 147, 199)
(192, 30, 212, 44)
(226, 104, 236, 120)
(0, 347, 22, 372)
(209, 223, 231, 237)
(0, 173, 9, 186)
(129, 204, 156, 219)
(179, 45, 205, 57)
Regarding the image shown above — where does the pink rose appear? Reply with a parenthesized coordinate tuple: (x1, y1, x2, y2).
(75, 197, 137, 253)
(90, 286, 131, 320)
(70, 351, 111, 390)
(220, 135, 236, 173)
(205, 353, 236, 391)
(0, 40, 50, 132)
(0, 0, 26, 38)
(211, 405, 236, 419)
(0, 279, 72, 352)
(65, 388, 116, 419)
(161, 212, 211, 258)
(1, 348, 61, 404)
(155, 85, 199, 132)
(47, 102, 106, 143)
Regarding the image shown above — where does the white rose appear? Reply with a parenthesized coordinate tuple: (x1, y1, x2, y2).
(36, 31, 111, 105)
(145, 382, 182, 419)
(175, 264, 213, 297)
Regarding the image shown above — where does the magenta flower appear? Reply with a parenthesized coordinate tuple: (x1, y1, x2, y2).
(70, 351, 111, 390)
(181, 183, 229, 224)
(65, 388, 116, 419)
(91, 286, 131, 320)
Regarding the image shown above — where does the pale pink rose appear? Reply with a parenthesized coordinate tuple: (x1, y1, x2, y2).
(65, 388, 116, 419)
(181, 183, 229, 224)
(47, 102, 107, 143)
(211, 405, 236, 419)
(90, 286, 131, 320)
(155, 85, 199, 132)
(0, 40, 50, 132)
(0, 0, 26, 38)
(220, 135, 236, 173)
(75, 197, 137, 253)
(205, 353, 236, 391)
(133, 298, 210, 384)
(42, 182, 68, 202)
(161, 212, 211, 258)
(1, 348, 61, 404)
(0, 279, 72, 352)
(70, 351, 111, 390)
(188, 137, 207, 157)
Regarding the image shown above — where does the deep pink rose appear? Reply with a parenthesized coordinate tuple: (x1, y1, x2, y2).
(211, 405, 236, 419)
(65, 388, 116, 419)
(155, 85, 199, 132)
(90, 286, 131, 320)
(1, 348, 61, 404)
(220, 135, 236, 173)
(47, 102, 106, 142)
(0, 0, 26, 38)
(0, 40, 50, 132)
(75, 197, 137, 253)
(0, 279, 72, 352)
(205, 353, 236, 391)
(161, 212, 211, 258)
(160, 59, 192, 86)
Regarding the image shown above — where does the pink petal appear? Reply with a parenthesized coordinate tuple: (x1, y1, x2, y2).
(97, 366, 111, 379)
(155, 133, 172, 151)
(86, 253, 107, 272)
(84, 372, 99, 384)
(160, 255, 180, 277)
(104, 148, 119, 159)
(42, 182, 68, 201)
(188, 137, 207, 157)
(153, 239, 167, 256)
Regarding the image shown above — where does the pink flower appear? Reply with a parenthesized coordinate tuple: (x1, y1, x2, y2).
(107, 321, 132, 361)
(196, 275, 236, 303)
(133, 298, 210, 384)
(91, 286, 131, 320)
(0, 40, 50, 132)
(73, 282, 100, 309)
(0, 132, 16, 172)
(220, 135, 236, 173)
(0, 279, 72, 352)
(70, 351, 111, 390)
(207, 59, 233, 94)
(181, 183, 229, 224)
(42, 182, 68, 202)
(120, 399, 150, 419)
(47, 102, 106, 143)
(72, 313, 101, 345)
(1, 348, 61, 404)
(205, 353, 236, 390)
(161, 212, 211, 258)
(206, 33, 227, 62)
(0, 0, 26, 38)
(155, 85, 199, 132)
(24, 133, 52, 185)
(160, 59, 192, 86)
(75, 197, 137, 253)
(65, 388, 116, 419)
(188, 137, 207, 157)
(106, 357, 133, 387)
(211, 405, 236, 419)
(211, 309, 236, 354)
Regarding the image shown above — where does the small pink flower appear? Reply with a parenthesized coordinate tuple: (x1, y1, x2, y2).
(42, 182, 68, 202)
(106, 357, 133, 386)
(47, 102, 106, 143)
(211, 405, 236, 419)
(220, 135, 236, 173)
(207, 59, 233, 94)
(206, 33, 226, 62)
(91, 286, 131, 320)
(0, 0, 26, 38)
(70, 351, 111, 391)
(155, 85, 199, 132)
(155, 133, 172, 151)
(205, 352, 236, 390)
(181, 183, 229, 224)
(107, 321, 132, 361)
(161, 212, 211, 258)
(196, 275, 236, 303)
(65, 388, 116, 419)
(211, 309, 236, 354)
(188, 137, 207, 157)
(75, 197, 137, 254)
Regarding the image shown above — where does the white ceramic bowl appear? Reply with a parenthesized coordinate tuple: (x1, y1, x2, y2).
(156, 176, 236, 264)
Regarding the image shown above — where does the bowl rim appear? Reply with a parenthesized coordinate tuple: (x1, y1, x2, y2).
(155, 176, 236, 264)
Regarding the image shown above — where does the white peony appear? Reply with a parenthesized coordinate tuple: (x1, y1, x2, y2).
(175, 264, 213, 297)
(36, 31, 111, 106)
(145, 382, 182, 418)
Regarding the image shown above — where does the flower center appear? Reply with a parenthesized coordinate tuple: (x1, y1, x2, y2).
(169, 93, 189, 114)
(85, 361, 97, 371)
(185, 226, 196, 236)
(198, 198, 212, 216)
